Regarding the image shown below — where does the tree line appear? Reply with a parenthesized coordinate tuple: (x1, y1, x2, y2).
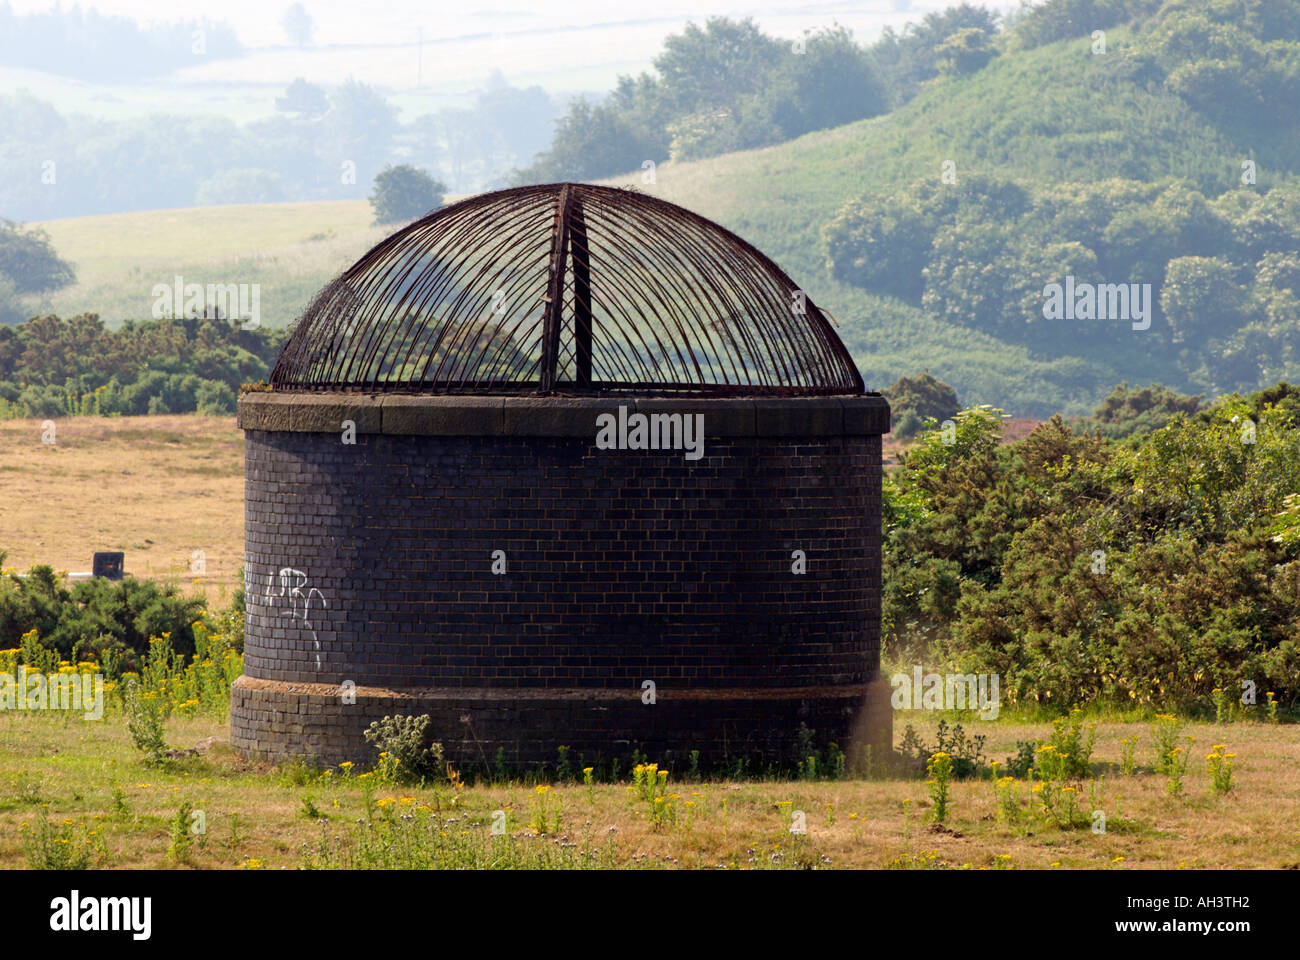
(0, 313, 284, 419)
(886, 380, 1300, 711)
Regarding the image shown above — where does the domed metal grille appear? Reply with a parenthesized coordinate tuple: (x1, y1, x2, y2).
(270, 182, 864, 396)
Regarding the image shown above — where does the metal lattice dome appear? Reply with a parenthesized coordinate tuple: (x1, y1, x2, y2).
(270, 182, 864, 396)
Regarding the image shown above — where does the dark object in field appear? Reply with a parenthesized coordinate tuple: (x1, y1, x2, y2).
(92, 552, 124, 580)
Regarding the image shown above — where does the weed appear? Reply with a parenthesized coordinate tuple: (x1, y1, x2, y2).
(528, 784, 562, 834)
(1120, 735, 1139, 776)
(122, 679, 167, 764)
(1151, 714, 1184, 774)
(167, 801, 194, 862)
(1165, 739, 1194, 796)
(994, 776, 1021, 823)
(363, 715, 444, 785)
(1206, 744, 1235, 795)
(23, 815, 105, 869)
(926, 751, 953, 823)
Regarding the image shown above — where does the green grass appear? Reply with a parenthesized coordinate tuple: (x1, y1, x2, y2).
(33, 200, 383, 330)
(5, 709, 1299, 870)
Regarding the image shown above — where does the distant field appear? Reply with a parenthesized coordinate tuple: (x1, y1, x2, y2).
(0, 415, 243, 593)
(34, 200, 384, 329)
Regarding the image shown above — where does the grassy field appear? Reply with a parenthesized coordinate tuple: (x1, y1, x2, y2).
(4, 709, 1296, 870)
(33, 200, 384, 331)
(3, 410, 1297, 870)
(0, 414, 244, 590)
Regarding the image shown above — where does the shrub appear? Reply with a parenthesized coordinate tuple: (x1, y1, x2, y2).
(195, 379, 236, 415)
(0, 565, 205, 663)
(362, 714, 445, 784)
(885, 371, 960, 435)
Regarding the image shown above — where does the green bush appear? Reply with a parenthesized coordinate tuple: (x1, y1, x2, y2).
(195, 379, 236, 415)
(362, 714, 445, 783)
(0, 560, 208, 664)
(888, 384, 1300, 711)
(885, 371, 959, 436)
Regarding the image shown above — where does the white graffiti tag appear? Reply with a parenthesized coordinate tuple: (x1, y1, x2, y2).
(264, 567, 328, 670)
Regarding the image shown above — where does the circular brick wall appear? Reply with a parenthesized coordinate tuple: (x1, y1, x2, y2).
(231, 393, 891, 769)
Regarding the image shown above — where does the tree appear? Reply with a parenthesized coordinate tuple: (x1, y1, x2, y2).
(747, 25, 887, 142)
(823, 191, 939, 301)
(282, 3, 315, 48)
(0, 221, 75, 297)
(324, 80, 400, 192)
(1161, 256, 1246, 343)
(653, 17, 783, 115)
(1012, 0, 1135, 51)
(885, 371, 960, 436)
(868, 3, 1001, 105)
(0, 277, 27, 326)
(935, 27, 995, 76)
(514, 98, 658, 182)
(369, 165, 446, 225)
(275, 77, 329, 118)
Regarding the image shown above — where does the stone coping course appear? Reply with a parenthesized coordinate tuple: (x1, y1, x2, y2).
(238, 391, 891, 437)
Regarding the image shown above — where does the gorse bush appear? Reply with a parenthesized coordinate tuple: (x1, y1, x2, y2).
(886, 385, 1300, 713)
(0, 556, 212, 665)
(0, 313, 283, 420)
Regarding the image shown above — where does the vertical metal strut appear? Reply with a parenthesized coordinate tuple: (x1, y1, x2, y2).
(539, 184, 573, 392)
(571, 197, 592, 389)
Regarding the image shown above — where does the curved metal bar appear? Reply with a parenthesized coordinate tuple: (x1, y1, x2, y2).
(269, 182, 864, 396)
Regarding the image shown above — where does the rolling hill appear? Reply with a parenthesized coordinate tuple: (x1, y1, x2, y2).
(31, 20, 1300, 416)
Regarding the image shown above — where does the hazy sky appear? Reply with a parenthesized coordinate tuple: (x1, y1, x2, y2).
(4, 1, 1017, 91)
(8, 1, 964, 48)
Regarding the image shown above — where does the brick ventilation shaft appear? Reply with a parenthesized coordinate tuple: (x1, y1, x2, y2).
(231, 183, 892, 769)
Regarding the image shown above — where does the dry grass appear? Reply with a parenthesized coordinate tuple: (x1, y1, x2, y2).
(0, 414, 243, 591)
(3, 711, 1297, 870)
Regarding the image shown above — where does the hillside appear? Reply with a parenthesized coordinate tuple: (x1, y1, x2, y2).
(595, 23, 1300, 414)
(34, 200, 383, 331)
(28, 14, 1300, 416)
